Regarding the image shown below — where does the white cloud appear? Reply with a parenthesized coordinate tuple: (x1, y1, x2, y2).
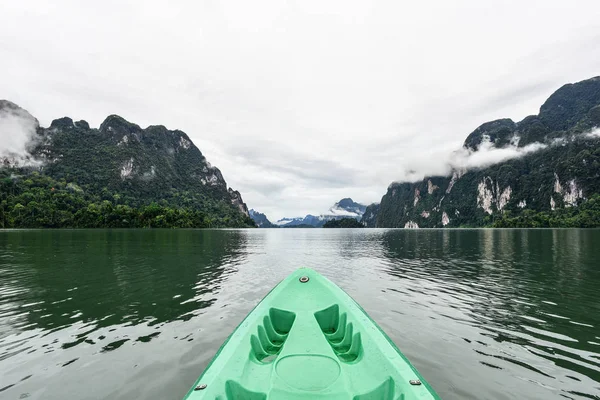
(449, 139, 547, 171)
(586, 127, 600, 138)
(0, 103, 41, 166)
(384, 137, 548, 186)
(1, 1, 600, 220)
(327, 208, 360, 217)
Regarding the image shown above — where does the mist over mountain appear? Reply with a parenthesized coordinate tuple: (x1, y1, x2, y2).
(0, 101, 254, 228)
(275, 198, 367, 228)
(3, 75, 600, 229)
(362, 76, 600, 228)
(328, 198, 367, 217)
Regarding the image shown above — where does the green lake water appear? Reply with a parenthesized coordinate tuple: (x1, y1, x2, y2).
(0, 229, 599, 399)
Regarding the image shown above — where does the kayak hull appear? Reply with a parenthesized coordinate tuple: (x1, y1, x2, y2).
(183, 268, 441, 399)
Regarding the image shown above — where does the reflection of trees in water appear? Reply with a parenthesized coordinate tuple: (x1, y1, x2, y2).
(380, 229, 595, 292)
(379, 229, 600, 382)
(380, 229, 506, 264)
(0, 230, 248, 335)
(334, 230, 384, 259)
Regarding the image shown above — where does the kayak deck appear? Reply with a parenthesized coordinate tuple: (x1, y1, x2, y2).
(184, 268, 440, 399)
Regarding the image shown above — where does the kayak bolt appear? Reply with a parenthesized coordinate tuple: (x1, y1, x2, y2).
(299, 276, 309, 283)
(409, 380, 421, 386)
(194, 384, 207, 391)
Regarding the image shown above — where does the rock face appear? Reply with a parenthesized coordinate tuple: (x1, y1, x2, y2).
(0, 101, 252, 226)
(249, 209, 277, 228)
(371, 76, 600, 228)
(361, 203, 380, 227)
(229, 189, 250, 217)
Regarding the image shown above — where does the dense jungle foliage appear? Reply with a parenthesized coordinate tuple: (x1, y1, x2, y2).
(323, 218, 364, 228)
(491, 194, 600, 228)
(0, 171, 253, 228)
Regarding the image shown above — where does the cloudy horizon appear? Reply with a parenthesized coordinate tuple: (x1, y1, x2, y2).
(2, 0, 600, 220)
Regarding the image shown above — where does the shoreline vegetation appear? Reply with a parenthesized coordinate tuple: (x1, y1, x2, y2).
(2, 171, 599, 229)
(489, 194, 600, 228)
(323, 218, 364, 228)
(0, 172, 254, 229)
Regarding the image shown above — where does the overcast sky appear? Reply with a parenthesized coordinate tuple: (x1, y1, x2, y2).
(2, 1, 600, 220)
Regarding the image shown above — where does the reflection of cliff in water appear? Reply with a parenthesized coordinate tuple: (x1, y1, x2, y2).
(378, 229, 600, 382)
(0, 229, 248, 335)
(380, 229, 597, 289)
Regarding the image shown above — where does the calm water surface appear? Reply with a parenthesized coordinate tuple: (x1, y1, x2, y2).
(0, 229, 599, 399)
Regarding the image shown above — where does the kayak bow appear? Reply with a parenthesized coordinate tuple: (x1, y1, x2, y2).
(184, 268, 441, 399)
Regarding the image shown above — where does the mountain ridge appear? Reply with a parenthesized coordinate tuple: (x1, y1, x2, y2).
(0, 101, 255, 228)
(363, 76, 600, 228)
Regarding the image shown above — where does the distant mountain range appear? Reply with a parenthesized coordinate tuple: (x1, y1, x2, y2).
(361, 76, 600, 228)
(264, 198, 367, 228)
(274, 215, 323, 228)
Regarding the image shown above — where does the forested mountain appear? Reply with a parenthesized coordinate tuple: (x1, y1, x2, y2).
(363, 76, 600, 228)
(4, 75, 599, 230)
(0, 101, 255, 228)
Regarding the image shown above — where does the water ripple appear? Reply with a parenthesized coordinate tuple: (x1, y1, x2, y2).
(0, 228, 599, 400)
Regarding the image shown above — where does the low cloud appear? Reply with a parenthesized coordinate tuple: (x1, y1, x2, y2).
(0, 101, 41, 167)
(586, 126, 600, 138)
(389, 137, 548, 185)
(327, 207, 360, 217)
(448, 139, 546, 171)
(390, 126, 600, 186)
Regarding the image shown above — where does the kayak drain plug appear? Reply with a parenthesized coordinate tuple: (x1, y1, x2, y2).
(299, 276, 309, 283)
(409, 380, 421, 386)
(194, 384, 207, 391)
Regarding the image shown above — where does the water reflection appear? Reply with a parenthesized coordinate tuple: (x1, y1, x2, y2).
(0, 228, 599, 400)
(377, 229, 600, 399)
(0, 229, 248, 397)
(1, 230, 250, 332)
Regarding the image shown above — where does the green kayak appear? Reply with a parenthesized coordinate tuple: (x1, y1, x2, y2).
(183, 268, 441, 399)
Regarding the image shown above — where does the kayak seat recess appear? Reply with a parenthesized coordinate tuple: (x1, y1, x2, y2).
(315, 304, 362, 362)
(352, 377, 396, 400)
(251, 308, 296, 363)
(219, 380, 266, 400)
